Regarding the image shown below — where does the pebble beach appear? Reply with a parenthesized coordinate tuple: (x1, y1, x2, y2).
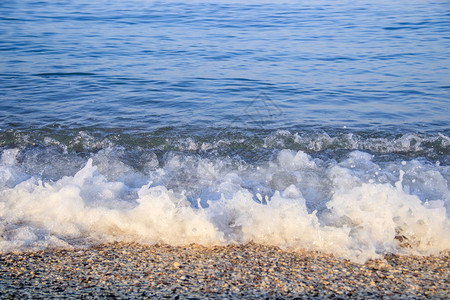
(0, 243, 448, 299)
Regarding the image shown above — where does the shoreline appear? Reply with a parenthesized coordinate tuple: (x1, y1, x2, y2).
(0, 243, 448, 299)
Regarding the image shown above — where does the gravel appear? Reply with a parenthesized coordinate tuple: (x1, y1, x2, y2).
(0, 242, 448, 299)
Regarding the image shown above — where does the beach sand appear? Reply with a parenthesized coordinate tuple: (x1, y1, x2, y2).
(0, 242, 448, 299)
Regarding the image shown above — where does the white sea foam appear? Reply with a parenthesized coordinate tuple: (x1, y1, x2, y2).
(0, 147, 448, 262)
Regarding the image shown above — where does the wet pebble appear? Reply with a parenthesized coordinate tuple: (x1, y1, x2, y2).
(0, 243, 448, 299)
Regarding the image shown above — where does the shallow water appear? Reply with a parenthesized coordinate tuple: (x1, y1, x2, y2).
(0, 0, 449, 262)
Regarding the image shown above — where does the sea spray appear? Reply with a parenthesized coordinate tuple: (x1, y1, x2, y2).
(1, 143, 448, 263)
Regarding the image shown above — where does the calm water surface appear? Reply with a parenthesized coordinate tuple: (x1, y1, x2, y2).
(1, 0, 449, 133)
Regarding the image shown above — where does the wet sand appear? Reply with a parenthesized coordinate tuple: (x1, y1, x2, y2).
(0, 242, 448, 299)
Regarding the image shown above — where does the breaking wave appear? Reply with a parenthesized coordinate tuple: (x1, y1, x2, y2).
(0, 130, 448, 262)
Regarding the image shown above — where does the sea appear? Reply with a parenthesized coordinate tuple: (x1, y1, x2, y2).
(0, 0, 449, 262)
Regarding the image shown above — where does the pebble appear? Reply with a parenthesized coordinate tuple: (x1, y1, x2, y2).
(0, 242, 448, 299)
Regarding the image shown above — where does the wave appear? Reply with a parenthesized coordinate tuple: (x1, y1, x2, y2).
(0, 137, 448, 262)
(1, 128, 449, 157)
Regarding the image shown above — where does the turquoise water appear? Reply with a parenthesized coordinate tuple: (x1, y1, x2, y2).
(0, 0, 449, 260)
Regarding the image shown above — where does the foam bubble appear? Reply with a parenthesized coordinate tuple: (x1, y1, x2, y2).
(0, 147, 448, 262)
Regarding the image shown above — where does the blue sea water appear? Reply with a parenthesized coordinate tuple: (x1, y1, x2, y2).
(0, 0, 449, 261)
